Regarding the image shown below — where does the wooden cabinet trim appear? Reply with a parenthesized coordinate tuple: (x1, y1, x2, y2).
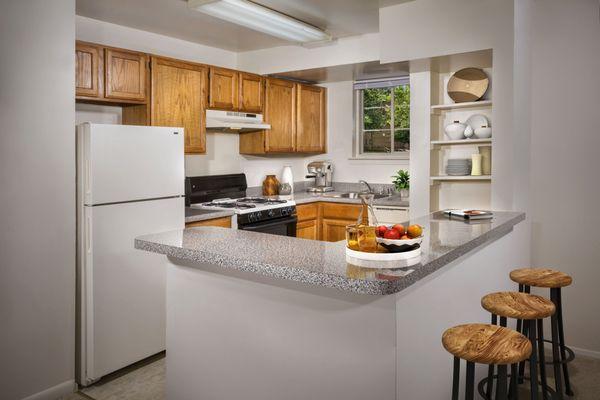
(104, 48, 148, 102)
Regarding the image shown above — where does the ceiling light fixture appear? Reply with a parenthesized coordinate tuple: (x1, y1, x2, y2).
(188, 0, 332, 44)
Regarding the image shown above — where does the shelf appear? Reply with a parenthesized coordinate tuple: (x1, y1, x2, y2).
(431, 138, 492, 146)
(431, 100, 492, 112)
(430, 175, 492, 182)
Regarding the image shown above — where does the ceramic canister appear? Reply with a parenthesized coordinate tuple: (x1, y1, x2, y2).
(281, 165, 294, 194)
(471, 154, 483, 176)
(262, 175, 280, 196)
(478, 146, 492, 175)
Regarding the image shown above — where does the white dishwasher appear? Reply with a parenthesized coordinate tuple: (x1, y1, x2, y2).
(373, 205, 410, 225)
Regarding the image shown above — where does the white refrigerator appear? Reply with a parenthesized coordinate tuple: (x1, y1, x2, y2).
(76, 123, 185, 386)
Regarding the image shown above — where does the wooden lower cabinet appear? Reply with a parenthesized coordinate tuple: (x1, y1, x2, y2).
(186, 216, 231, 228)
(321, 218, 354, 242)
(295, 202, 362, 242)
(296, 220, 319, 240)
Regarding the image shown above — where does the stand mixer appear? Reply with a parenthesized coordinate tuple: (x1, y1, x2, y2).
(306, 161, 334, 192)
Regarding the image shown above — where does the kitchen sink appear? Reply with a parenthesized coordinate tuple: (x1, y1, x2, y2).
(323, 192, 389, 199)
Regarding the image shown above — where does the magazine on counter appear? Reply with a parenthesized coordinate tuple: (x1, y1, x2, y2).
(443, 209, 493, 220)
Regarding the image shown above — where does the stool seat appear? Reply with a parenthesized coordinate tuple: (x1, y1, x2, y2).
(510, 268, 572, 288)
(442, 323, 532, 365)
(481, 291, 555, 320)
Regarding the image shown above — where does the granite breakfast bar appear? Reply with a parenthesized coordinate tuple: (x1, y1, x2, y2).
(136, 211, 527, 400)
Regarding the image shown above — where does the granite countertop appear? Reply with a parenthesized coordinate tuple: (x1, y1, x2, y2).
(286, 192, 410, 207)
(185, 207, 235, 223)
(137, 211, 525, 295)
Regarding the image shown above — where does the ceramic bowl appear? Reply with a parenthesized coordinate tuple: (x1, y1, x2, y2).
(474, 126, 492, 138)
(444, 121, 467, 140)
(376, 235, 423, 253)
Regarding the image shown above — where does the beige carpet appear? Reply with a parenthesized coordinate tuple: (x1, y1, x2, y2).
(62, 353, 600, 400)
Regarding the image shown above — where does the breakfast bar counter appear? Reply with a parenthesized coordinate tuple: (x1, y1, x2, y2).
(136, 211, 527, 400)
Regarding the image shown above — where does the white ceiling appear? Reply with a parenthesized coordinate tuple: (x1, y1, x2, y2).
(76, 0, 413, 52)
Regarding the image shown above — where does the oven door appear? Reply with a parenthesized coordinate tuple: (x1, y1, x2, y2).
(238, 216, 297, 237)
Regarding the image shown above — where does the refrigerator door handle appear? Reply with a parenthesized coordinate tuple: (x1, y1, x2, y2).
(86, 215, 91, 253)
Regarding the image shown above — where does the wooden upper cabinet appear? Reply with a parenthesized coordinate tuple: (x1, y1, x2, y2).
(296, 84, 326, 153)
(76, 42, 103, 98)
(238, 72, 264, 113)
(151, 57, 208, 154)
(104, 48, 148, 102)
(209, 67, 238, 110)
(264, 78, 296, 152)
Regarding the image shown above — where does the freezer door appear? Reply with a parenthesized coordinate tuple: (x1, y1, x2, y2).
(78, 197, 184, 384)
(77, 123, 184, 205)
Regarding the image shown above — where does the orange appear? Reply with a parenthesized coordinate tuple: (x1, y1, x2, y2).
(407, 224, 423, 238)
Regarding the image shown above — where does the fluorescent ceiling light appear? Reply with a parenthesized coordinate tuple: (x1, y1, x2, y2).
(188, 0, 332, 44)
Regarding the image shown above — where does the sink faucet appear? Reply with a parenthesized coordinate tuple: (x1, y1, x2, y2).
(358, 180, 373, 193)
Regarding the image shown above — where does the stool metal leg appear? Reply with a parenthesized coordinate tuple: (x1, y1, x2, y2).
(537, 319, 549, 400)
(510, 364, 519, 400)
(466, 361, 475, 400)
(550, 290, 565, 400)
(487, 314, 498, 399)
(496, 364, 508, 400)
(528, 320, 540, 400)
(452, 356, 460, 400)
(556, 288, 574, 396)
(518, 285, 531, 384)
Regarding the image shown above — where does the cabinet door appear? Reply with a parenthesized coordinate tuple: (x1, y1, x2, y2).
(297, 219, 318, 240)
(76, 42, 103, 98)
(239, 72, 264, 113)
(104, 48, 147, 102)
(151, 57, 208, 154)
(209, 67, 238, 110)
(296, 84, 326, 153)
(186, 217, 231, 228)
(264, 78, 296, 152)
(322, 218, 353, 242)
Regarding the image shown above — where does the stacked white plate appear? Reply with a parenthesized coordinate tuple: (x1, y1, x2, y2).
(446, 158, 472, 176)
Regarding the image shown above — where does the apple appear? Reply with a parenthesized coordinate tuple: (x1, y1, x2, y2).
(392, 224, 406, 234)
(407, 224, 423, 238)
(400, 235, 410, 240)
(384, 229, 401, 240)
(376, 225, 388, 238)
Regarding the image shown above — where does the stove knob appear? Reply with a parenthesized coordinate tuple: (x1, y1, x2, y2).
(280, 208, 288, 216)
(256, 211, 262, 220)
(268, 209, 275, 218)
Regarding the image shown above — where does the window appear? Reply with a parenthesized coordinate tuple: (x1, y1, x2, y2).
(354, 77, 410, 157)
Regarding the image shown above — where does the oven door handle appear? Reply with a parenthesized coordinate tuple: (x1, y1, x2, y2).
(239, 216, 298, 230)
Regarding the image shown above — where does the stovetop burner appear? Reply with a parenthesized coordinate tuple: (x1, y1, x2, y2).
(237, 197, 288, 205)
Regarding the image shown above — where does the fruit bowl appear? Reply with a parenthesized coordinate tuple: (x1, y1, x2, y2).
(376, 236, 423, 253)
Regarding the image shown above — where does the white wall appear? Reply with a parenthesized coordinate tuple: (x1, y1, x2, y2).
(524, 0, 600, 355)
(0, 1, 76, 399)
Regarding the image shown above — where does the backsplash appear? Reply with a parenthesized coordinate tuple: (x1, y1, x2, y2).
(247, 181, 396, 196)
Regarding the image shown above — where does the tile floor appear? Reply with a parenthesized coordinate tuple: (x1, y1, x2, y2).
(61, 353, 600, 400)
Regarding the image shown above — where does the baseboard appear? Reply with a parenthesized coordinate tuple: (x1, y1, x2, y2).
(22, 380, 75, 400)
(543, 343, 600, 360)
(570, 345, 600, 359)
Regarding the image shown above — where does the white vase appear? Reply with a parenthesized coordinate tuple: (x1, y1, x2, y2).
(281, 165, 294, 194)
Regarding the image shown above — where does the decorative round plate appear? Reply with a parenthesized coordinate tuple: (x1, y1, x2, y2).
(447, 68, 489, 103)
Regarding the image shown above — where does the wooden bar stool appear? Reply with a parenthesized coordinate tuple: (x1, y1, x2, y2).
(510, 268, 574, 397)
(481, 292, 557, 400)
(442, 323, 531, 400)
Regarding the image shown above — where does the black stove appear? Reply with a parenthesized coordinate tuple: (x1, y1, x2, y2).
(186, 174, 297, 237)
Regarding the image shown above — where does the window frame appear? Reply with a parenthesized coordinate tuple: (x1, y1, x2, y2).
(352, 77, 410, 160)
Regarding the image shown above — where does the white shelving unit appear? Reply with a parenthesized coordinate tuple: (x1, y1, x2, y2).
(431, 138, 492, 146)
(431, 175, 492, 182)
(431, 100, 492, 112)
(428, 50, 493, 212)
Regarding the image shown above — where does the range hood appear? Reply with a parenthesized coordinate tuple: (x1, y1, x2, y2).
(206, 109, 270, 133)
